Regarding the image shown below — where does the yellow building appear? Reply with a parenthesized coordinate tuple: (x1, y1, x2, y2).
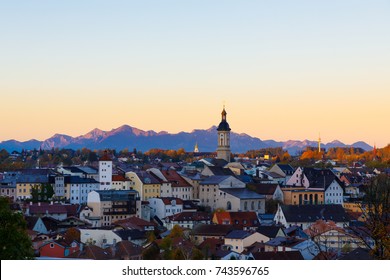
(125, 171, 161, 200)
(282, 187, 324, 205)
(343, 202, 363, 213)
(16, 174, 49, 200)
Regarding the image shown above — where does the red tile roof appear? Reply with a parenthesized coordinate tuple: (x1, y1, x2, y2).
(166, 211, 211, 222)
(99, 152, 112, 161)
(161, 170, 191, 188)
(213, 211, 259, 229)
(113, 216, 155, 230)
(112, 174, 130, 182)
(161, 197, 184, 205)
(67, 245, 113, 260)
(115, 241, 143, 259)
(29, 204, 67, 215)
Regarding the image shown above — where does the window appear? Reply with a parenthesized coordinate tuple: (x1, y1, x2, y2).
(50, 243, 55, 248)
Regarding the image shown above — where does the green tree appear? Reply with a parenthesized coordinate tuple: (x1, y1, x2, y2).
(265, 199, 280, 214)
(142, 243, 160, 260)
(168, 225, 184, 238)
(31, 183, 55, 203)
(0, 197, 34, 259)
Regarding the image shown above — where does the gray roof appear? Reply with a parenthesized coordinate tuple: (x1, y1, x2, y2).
(205, 166, 235, 176)
(276, 164, 295, 174)
(75, 166, 98, 174)
(114, 229, 146, 241)
(66, 176, 99, 184)
(0, 177, 17, 188)
(16, 174, 50, 184)
(200, 175, 233, 185)
(225, 230, 251, 239)
(191, 224, 233, 236)
(257, 226, 283, 238)
(97, 190, 139, 201)
(222, 188, 266, 200)
(280, 204, 350, 223)
(135, 171, 160, 184)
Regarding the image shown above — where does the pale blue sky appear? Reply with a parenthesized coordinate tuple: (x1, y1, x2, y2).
(1, 1, 389, 147)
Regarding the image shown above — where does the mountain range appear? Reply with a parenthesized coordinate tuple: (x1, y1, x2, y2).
(0, 125, 373, 154)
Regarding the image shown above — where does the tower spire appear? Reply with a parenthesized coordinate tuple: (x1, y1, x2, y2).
(318, 133, 321, 153)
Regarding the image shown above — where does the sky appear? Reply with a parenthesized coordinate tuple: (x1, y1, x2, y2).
(0, 0, 389, 147)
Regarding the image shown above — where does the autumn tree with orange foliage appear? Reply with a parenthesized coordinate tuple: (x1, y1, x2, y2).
(300, 148, 323, 161)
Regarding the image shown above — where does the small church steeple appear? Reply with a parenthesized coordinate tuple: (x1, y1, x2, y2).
(194, 142, 199, 153)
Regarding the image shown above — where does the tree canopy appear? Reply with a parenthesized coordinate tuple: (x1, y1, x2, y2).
(0, 197, 34, 259)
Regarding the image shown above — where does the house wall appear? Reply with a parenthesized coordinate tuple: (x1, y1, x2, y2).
(125, 172, 161, 200)
(160, 182, 171, 197)
(33, 218, 48, 234)
(54, 176, 65, 198)
(282, 189, 324, 205)
(225, 232, 269, 253)
(324, 181, 344, 205)
(112, 180, 131, 190)
(171, 186, 193, 200)
(69, 182, 99, 204)
(0, 187, 16, 201)
(286, 168, 310, 188)
(40, 242, 80, 258)
(16, 183, 41, 200)
(199, 184, 219, 210)
(273, 186, 284, 201)
(79, 229, 122, 248)
(182, 176, 201, 200)
(148, 198, 183, 219)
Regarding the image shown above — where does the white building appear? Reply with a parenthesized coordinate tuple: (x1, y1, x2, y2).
(148, 197, 184, 220)
(99, 153, 113, 190)
(66, 177, 100, 204)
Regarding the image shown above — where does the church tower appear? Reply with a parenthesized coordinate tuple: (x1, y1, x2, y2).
(216, 106, 231, 162)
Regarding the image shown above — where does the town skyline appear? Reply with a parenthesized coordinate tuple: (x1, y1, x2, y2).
(1, 1, 389, 147)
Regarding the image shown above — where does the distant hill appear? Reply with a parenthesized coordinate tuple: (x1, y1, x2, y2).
(0, 125, 373, 154)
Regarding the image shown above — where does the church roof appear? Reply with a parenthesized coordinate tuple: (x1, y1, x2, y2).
(217, 107, 231, 131)
(217, 121, 231, 131)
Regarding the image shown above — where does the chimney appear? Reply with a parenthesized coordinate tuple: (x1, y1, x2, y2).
(30, 201, 33, 206)
(38, 202, 41, 206)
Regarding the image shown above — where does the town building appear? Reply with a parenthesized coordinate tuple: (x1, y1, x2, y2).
(98, 152, 113, 190)
(81, 190, 140, 227)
